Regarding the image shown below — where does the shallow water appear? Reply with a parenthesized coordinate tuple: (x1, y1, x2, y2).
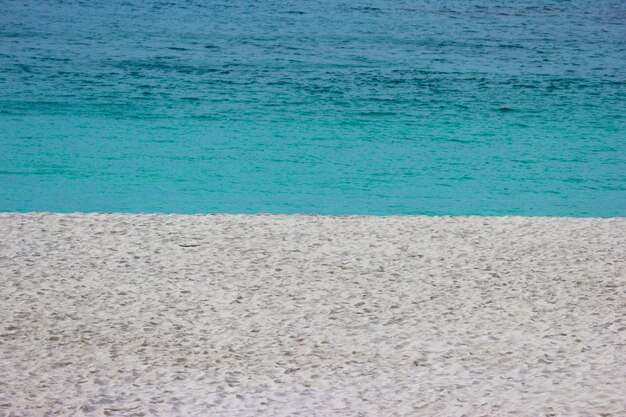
(1, 0, 625, 216)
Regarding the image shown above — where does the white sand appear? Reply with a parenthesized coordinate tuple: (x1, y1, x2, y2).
(0, 213, 625, 416)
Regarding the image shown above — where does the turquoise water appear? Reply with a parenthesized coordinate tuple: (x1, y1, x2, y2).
(1, 1, 625, 216)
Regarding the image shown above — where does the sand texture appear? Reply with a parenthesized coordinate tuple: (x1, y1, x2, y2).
(0, 213, 625, 416)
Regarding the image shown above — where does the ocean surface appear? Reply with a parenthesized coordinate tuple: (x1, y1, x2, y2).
(1, 0, 625, 216)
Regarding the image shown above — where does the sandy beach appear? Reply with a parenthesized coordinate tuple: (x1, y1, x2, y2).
(0, 213, 624, 416)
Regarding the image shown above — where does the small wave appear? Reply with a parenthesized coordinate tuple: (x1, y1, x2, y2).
(358, 111, 397, 117)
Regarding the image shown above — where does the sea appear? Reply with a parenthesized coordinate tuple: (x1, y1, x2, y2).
(1, 0, 625, 216)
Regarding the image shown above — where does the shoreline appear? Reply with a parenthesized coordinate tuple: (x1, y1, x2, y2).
(3, 211, 624, 219)
(1, 213, 625, 416)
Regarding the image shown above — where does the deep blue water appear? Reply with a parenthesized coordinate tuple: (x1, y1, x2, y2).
(1, 0, 625, 216)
